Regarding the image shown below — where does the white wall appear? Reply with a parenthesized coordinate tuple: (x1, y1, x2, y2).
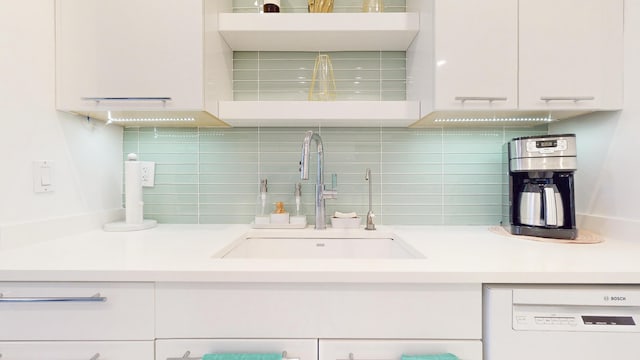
(550, 0, 640, 237)
(0, 1, 123, 236)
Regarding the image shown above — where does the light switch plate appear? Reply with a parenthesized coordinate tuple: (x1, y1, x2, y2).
(140, 161, 155, 187)
(33, 160, 54, 193)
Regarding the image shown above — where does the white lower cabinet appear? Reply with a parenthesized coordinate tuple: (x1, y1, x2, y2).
(0, 282, 155, 359)
(155, 339, 318, 360)
(0, 341, 153, 360)
(0, 282, 154, 341)
(319, 340, 482, 360)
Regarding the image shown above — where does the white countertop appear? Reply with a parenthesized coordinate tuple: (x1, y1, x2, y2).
(1, 224, 639, 284)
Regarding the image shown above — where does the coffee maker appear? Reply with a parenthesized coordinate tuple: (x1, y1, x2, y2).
(503, 134, 578, 239)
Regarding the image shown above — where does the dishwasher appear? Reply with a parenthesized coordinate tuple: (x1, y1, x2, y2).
(484, 284, 640, 359)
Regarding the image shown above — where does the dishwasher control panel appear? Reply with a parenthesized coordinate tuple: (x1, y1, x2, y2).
(513, 310, 640, 331)
(510, 286, 640, 332)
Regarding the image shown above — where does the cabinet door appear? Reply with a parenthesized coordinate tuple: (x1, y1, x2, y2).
(56, 0, 204, 112)
(0, 282, 154, 341)
(319, 340, 482, 360)
(156, 283, 481, 339)
(434, 0, 518, 111)
(0, 341, 153, 360)
(155, 339, 318, 360)
(519, 0, 623, 110)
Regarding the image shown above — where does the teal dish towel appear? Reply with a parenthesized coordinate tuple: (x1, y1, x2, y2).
(202, 354, 282, 360)
(401, 354, 459, 360)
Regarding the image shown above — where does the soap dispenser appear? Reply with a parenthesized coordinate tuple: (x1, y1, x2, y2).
(290, 183, 307, 225)
(254, 179, 271, 225)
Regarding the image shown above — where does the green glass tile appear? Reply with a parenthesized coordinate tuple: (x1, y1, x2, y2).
(382, 215, 443, 225)
(444, 183, 502, 195)
(149, 214, 198, 224)
(381, 174, 443, 184)
(381, 51, 407, 59)
(326, 51, 379, 59)
(123, 129, 140, 141)
(443, 163, 502, 175)
(136, 128, 198, 142)
(156, 164, 198, 174)
(442, 142, 505, 154)
(137, 153, 198, 164)
(199, 203, 256, 215)
(144, 204, 198, 215)
(383, 205, 443, 215)
(199, 153, 259, 163)
(143, 194, 198, 205)
(199, 194, 258, 205)
(123, 143, 139, 154)
(154, 174, 199, 184)
(144, 184, 198, 194)
(199, 174, 261, 184)
(443, 153, 503, 163)
(233, 59, 259, 70)
(200, 163, 258, 174)
(234, 51, 259, 60)
(259, 51, 318, 60)
(443, 194, 501, 206)
(138, 142, 199, 154)
(380, 183, 443, 194)
(381, 194, 442, 205)
(234, 80, 260, 91)
(381, 69, 406, 80)
(199, 215, 254, 224)
(443, 174, 503, 185)
(199, 183, 257, 194)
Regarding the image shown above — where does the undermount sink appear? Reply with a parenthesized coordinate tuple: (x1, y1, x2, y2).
(214, 230, 424, 259)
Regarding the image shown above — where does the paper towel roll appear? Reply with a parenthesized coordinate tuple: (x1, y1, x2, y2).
(124, 155, 144, 225)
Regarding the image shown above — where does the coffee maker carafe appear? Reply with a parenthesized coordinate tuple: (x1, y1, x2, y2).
(503, 134, 578, 239)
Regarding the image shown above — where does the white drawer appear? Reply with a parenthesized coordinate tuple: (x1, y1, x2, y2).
(156, 282, 481, 339)
(319, 339, 482, 360)
(0, 341, 154, 360)
(155, 339, 318, 360)
(0, 282, 154, 340)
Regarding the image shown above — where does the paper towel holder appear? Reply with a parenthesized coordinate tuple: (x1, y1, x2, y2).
(104, 153, 157, 232)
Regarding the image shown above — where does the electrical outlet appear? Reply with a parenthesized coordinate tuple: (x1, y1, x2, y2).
(140, 161, 155, 187)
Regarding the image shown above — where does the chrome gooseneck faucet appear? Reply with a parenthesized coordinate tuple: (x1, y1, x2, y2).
(365, 168, 376, 230)
(300, 130, 337, 229)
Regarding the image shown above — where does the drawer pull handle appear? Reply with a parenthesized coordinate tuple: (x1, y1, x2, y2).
(167, 351, 299, 360)
(0, 292, 107, 303)
(82, 97, 172, 103)
(455, 96, 508, 103)
(540, 96, 595, 102)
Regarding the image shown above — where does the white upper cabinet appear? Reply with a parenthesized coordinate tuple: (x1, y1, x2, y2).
(519, 0, 623, 111)
(433, 0, 518, 111)
(410, 0, 623, 126)
(55, 0, 623, 127)
(55, 0, 231, 126)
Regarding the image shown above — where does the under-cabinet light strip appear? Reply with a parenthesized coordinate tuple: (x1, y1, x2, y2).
(434, 117, 554, 123)
(109, 117, 196, 123)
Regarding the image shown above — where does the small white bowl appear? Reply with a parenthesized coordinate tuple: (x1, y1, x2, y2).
(331, 216, 361, 229)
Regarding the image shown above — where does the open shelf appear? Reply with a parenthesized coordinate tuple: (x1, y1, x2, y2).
(218, 101, 420, 127)
(218, 12, 420, 51)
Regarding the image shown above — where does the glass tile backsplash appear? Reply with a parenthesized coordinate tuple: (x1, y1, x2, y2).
(123, 126, 548, 225)
(234, 51, 407, 101)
